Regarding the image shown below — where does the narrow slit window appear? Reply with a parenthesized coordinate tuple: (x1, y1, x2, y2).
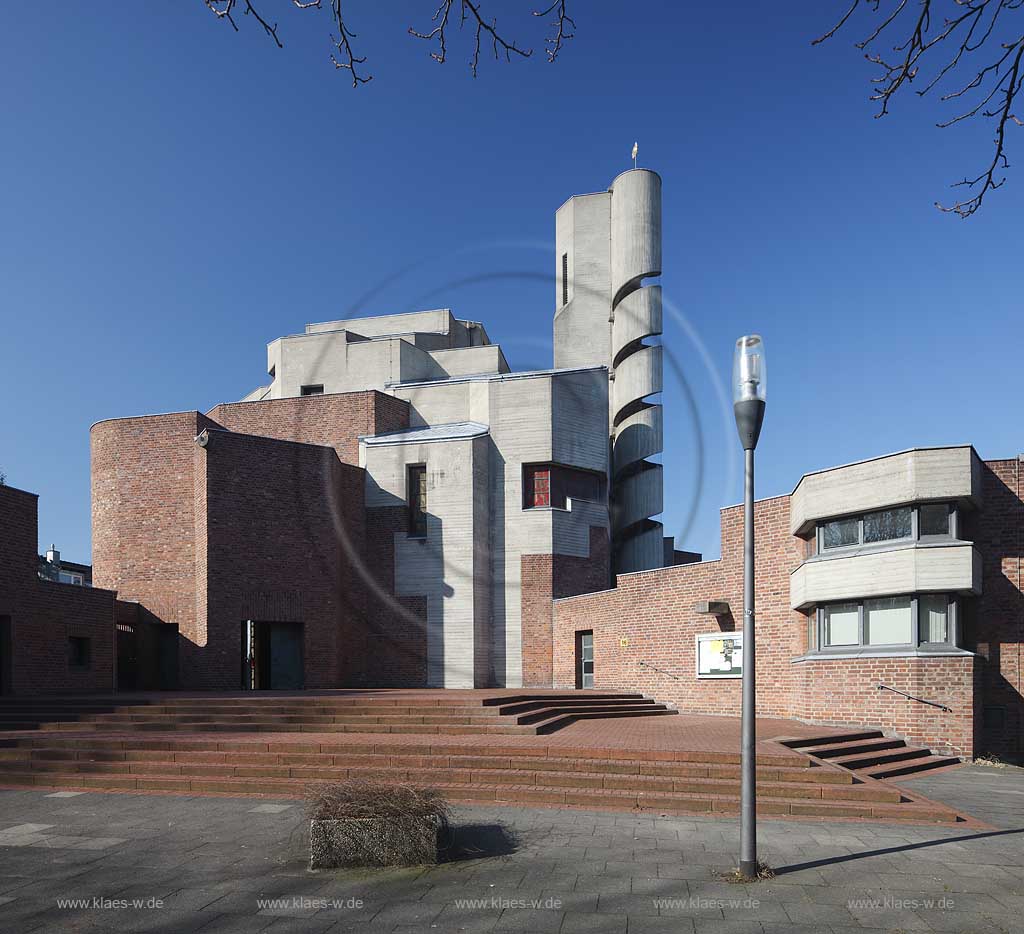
(407, 464, 427, 538)
(561, 253, 569, 307)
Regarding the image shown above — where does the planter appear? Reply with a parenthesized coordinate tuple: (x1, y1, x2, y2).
(309, 816, 440, 869)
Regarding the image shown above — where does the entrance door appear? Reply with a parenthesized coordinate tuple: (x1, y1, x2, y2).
(242, 621, 304, 690)
(575, 630, 594, 689)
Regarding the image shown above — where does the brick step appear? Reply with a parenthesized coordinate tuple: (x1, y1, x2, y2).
(866, 756, 963, 780)
(780, 731, 885, 749)
(782, 731, 964, 782)
(0, 759, 899, 803)
(0, 771, 957, 822)
(80, 713, 524, 726)
(81, 705, 513, 718)
(0, 746, 845, 784)
(494, 698, 660, 716)
(35, 721, 540, 736)
(514, 704, 674, 726)
(804, 738, 908, 759)
(535, 708, 677, 734)
(829, 747, 931, 770)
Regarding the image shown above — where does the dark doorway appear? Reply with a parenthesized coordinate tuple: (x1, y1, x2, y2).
(242, 621, 304, 690)
(0, 617, 11, 695)
(116, 622, 138, 691)
(575, 630, 594, 689)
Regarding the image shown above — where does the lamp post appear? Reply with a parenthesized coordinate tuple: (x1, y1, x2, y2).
(733, 334, 766, 881)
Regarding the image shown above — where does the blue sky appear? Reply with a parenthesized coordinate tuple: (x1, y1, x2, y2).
(0, 1, 1018, 563)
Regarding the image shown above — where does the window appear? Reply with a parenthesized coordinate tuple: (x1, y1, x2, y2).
(863, 507, 912, 544)
(823, 603, 859, 646)
(822, 517, 859, 549)
(561, 253, 569, 306)
(818, 503, 957, 551)
(524, 466, 551, 508)
(816, 594, 958, 651)
(920, 503, 951, 537)
(68, 637, 91, 669)
(58, 571, 83, 586)
(523, 464, 604, 510)
(919, 593, 949, 643)
(864, 596, 913, 645)
(407, 464, 427, 538)
(300, 384, 324, 396)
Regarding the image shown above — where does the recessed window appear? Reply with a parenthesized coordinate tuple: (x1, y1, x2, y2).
(919, 593, 950, 643)
(407, 464, 427, 538)
(920, 503, 951, 537)
(864, 596, 913, 645)
(863, 507, 912, 544)
(822, 517, 859, 549)
(817, 594, 958, 651)
(561, 253, 569, 307)
(818, 503, 957, 552)
(823, 603, 859, 646)
(523, 464, 604, 510)
(68, 637, 91, 669)
(300, 384, 324, 396)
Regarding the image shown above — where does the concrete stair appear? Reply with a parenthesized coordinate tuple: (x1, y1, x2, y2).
(781, 731, 963, 781)
(0, 735, 963, 823)
(0, 693, 677, 736)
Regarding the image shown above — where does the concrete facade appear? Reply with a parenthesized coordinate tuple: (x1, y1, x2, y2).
(555, 169, 666, 575)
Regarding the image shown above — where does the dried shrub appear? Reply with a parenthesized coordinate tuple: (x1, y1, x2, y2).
(305, 780, 450, 868)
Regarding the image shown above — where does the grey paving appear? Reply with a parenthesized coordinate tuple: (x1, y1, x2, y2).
(0, 777, 1016, 933)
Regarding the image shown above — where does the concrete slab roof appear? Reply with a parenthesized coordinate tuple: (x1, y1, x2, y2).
(360, 421, 490, 446)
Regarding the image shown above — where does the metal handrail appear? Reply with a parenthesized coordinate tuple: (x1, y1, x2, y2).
(638, 660, 681, 681)
(877, 683, 951, 712)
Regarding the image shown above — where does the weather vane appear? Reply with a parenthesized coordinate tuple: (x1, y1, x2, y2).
(631, 141, 638, 169)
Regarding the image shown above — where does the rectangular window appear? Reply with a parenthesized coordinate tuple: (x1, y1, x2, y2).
(407, 464, 427, 538)
(864, 596, 913, 645)
(68, 636, 91, 669)
(823, 603, 859, 646)
(562, 253, 569, 306)
(919, 594, 949, 643)
(524, 466, 551, 508)
(919, 503, 951, 537)
(822, 516, 859, 550)
(300, 384, 324, 396)
(58, 571, 83, 586)
(863, 507, 912, 544)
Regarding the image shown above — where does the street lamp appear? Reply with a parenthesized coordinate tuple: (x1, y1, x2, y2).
(733, 334, 766, 881)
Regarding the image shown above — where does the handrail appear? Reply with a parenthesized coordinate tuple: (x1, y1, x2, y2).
(638, 660, 681, 681)
(877, 683, 951, 713)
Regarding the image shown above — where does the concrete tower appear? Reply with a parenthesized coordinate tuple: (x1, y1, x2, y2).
(554, 169, 664, 574)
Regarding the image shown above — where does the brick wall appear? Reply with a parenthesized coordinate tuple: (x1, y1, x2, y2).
(552, 471, 1024, 759)
(91, 391, 407, 690)
(521, 526, 610, 687)
(966, 458, 1023, 760)
(207, 390, 409, 465)
(0, 485, 115, 694)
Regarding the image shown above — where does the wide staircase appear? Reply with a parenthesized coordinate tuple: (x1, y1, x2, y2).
(781, 730, 962, 780)
(0, 734, 962, 823)
(0, 695, 965, 822)
(0, 692, 676, 736)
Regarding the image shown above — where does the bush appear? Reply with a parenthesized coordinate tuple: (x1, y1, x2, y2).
(305, 780, 450, 868)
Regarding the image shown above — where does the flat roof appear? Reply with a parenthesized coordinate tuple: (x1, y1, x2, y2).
(387, 365, 607, 390)
(361, 421, 490, 446)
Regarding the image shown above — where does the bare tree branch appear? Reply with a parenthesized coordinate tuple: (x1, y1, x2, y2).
(815, 0, 1024, 216)
(533, 1, 576, 63)
(410, 1, 533, 77)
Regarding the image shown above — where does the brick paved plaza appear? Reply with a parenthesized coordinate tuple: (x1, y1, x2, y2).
(0, 763, 1018, 934)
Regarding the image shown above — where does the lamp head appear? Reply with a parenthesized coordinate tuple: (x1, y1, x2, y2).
(733, 335, 766, 450)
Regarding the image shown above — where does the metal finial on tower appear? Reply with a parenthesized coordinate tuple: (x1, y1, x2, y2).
(631, 141, 638, 169)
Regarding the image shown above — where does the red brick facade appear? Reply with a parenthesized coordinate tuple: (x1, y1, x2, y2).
(553, 462, 1023, 759)
(91, 391, 409, 691)
(521, 526, 610, 687)
(0, 485, 115, 694)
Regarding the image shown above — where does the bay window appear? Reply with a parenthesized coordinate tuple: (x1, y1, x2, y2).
(817, 502, 957, 552)
(813, 593, 959, 651)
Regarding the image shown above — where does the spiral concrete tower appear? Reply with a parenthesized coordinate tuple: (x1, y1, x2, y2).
(554, 169, 664, 574)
